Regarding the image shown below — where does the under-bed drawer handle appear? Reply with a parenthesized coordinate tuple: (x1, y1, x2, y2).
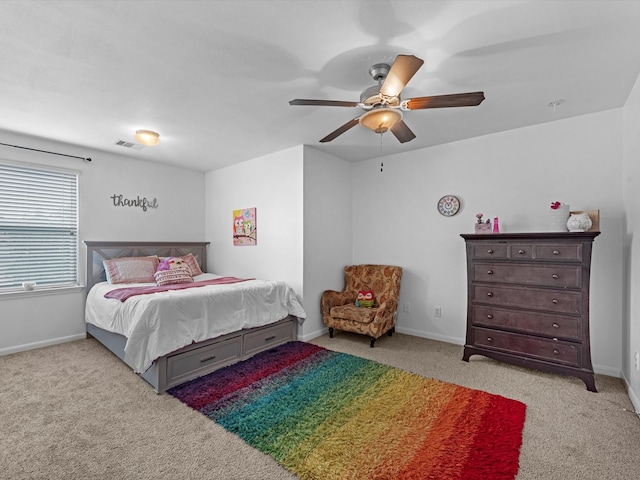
(487, 314, 494, 319)
(552, 299, 559, 304)
(487, 270, 493, 275)
(200, 355, 217, 363)
(487, 249, 494, 254)
(552, 274, 559, 279)
(265, 335, 277, 341)
(487, 292, 494, 297)
(553, 250, 560, 255)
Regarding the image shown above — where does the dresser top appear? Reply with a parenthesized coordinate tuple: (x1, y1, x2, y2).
(461, 232, 600, 241)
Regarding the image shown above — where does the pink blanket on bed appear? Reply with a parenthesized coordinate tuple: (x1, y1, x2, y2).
(104, 277, 253, 302)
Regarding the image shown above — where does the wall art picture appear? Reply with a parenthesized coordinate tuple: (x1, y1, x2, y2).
(233, 207, 257, 246)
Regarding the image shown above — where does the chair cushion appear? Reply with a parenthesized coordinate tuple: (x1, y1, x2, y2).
(329, 304, 376, 324)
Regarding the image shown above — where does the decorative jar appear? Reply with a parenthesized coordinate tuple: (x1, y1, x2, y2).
(566, 212, 593, 232)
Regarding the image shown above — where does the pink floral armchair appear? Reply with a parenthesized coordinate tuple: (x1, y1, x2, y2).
(321, 264, 403, 347)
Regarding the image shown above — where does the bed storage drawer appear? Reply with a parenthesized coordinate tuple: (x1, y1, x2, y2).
(243, 319, 296, 358)
(166, 336, 242, 388)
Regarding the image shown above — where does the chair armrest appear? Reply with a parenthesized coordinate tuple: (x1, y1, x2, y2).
(321, 290, 356, 315)
(372, 299, 399, 323)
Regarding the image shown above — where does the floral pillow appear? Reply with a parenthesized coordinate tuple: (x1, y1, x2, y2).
(103, 256, 159, 284)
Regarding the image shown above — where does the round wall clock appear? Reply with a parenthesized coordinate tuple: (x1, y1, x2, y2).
(437, 195, 461, 217)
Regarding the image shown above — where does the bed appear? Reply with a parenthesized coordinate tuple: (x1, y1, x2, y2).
(84, 241, 306, 393)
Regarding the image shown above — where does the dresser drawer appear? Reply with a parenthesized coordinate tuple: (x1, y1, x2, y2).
(472, 244, 508, 259)
(473, 284, 581, 314)
(473, 263, 581, 288)
(472, 306, 581, 340)
(509, 244, 533, 259)
(535, 244, 582, 261)
(243, 319, 296, 357)
(166, 335, 242, 386)
(471, 327, 580, 366)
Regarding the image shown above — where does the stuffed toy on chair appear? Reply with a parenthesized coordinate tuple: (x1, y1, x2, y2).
(355, 288, 375, 308)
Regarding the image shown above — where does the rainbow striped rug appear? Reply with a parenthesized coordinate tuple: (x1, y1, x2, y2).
(168, 341, 526, 480)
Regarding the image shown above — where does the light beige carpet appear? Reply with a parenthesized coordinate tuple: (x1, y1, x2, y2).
(1, 331, 639, 480)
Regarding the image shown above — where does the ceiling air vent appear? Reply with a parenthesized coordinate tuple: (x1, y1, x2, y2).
(114, 140, 144, 150)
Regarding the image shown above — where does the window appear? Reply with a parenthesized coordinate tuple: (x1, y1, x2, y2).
(0, 161, 79, 291)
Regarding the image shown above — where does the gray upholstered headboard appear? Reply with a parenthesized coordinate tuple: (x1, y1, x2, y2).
(83, 241, 209, 291)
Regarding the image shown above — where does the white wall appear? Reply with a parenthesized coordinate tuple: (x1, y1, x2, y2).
(623, 73, 640, 410)
(351, 109, 625, 377)
(204, 145, 305, 325)
(0, 131, 205, 354)
(2, 104, 633, 400)
(302, 146, 352, 338)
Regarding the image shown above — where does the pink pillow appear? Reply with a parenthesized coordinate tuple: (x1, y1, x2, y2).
(103, 256, 159, 284)
(154, 267, 194, 286)
(181, 253, 204, 276)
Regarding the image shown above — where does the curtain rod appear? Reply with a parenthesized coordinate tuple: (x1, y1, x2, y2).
(0, 142, 92, 162)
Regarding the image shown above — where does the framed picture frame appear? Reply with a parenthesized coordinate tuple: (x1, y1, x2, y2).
(233, 207, 257, 245)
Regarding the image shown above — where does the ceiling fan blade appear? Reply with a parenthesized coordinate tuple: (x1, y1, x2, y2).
(379, 55, 424, 97)
(319, 117, 360, 143)
(390, 120, 416, 143)
(289, 99, 359, 107)
(404, 91, 485, 110)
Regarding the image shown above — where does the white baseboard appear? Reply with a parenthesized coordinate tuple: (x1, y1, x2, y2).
(299, 326, 329, 342)
(0, 333, 86, 356)
(592, 364, 622, 377)
(622, 372, 640, 413)
(395, 326, 465, 346)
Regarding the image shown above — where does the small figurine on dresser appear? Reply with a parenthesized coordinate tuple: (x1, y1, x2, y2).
(474, 213, 492, 233)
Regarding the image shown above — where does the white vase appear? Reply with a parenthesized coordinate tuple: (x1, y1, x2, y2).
(549, 204, 570, 232)
(566, 212, 592, 232)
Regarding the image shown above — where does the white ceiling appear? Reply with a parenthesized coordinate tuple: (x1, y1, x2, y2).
(2, 0, 640, 172)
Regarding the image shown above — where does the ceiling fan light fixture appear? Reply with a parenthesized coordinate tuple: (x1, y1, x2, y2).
(359, 108, 403, 134)
(135, 129, 160, 146)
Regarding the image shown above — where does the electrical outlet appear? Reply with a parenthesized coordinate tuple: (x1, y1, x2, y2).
(434, 306, 442, 317)
(635, 352, 640, 371)
(403, 302, 411, 313)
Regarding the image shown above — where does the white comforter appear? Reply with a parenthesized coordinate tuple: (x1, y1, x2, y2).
(85, 273, 306, 373)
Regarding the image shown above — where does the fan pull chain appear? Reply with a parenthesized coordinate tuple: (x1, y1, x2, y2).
(380, 134, 384, 172)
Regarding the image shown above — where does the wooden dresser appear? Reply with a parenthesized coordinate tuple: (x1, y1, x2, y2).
(460, 232, 599, 391)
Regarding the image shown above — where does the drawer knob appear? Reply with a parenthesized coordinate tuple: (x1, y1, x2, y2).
(553, 250, 560, 255)
(487, 270, 494, 275)
(518, 249, 525, 254)
(487, 314, 494, 319)
(552, 323, 559, 329)
(552, 274, 559, 279)
(487, 337, 493, 342)
(487, 249, 494, 254)
(487, 292, 494, 297)
(553, 349, 560, 355)
(552, 299, 559, 304)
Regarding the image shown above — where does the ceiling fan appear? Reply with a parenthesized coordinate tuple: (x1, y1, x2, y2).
(290, 54, 485, 144)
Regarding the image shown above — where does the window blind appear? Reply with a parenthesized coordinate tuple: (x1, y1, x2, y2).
(0, 162, 79, 291)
